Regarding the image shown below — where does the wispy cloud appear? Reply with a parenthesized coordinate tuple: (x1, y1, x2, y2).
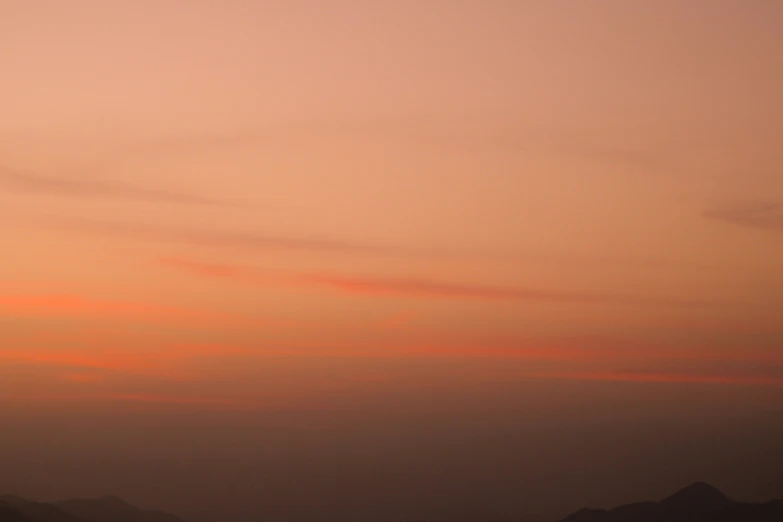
(0, 349, 174, 377)
(538, 369, 783, 388)
(6, 330, 780, 407)
(0, 165, 242, 207)
(703, 200, 783, 231)
(0, 392, 258, 410)
(317, 340, 783, 365)
(292, 273, 612, 303)
(35, 216, 389, 255)
(7, 337, 770, 384)
(0, 292, 247, 327)
(159, 257, 695, 306)
(0, 342, 252, 380)
(93, 123, 684, 172)
(26, 214, 701, 272)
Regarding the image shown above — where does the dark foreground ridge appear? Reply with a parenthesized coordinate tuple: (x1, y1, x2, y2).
(0, 494, 186, 522)
(3, 483, 782, 522)
(561, 482, 783, 522)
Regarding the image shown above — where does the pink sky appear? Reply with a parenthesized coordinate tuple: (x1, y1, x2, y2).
(1, 0, 782, 415)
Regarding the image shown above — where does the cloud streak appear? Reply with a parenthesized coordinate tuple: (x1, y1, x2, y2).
(160, 257, 695, 306)
(0, 350, 172, 376)
(0, 392, 257, 410)
(26, 215, 702, 272)
(703, 200, 783, 231)
(0, 342, 253, 380)
(0, 166, 241, 207)
(0, 292, 247, 327)
(538, 369, 783, 388)
(35, 216, 389, 255)
(6, 329, 781, 409)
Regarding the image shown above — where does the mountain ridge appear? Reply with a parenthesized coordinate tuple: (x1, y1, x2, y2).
(561, 482, 783, 522)
(3, 484, 782, 522)
(0, 495, 186, 522)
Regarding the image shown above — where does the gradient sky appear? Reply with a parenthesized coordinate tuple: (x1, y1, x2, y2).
(1, 2, 783, 522)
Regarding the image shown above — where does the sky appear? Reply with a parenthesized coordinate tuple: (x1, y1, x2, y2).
(1, 1, 782, 521)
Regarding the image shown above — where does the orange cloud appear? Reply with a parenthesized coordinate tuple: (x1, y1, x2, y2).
(0, 392, 256, 410)
(0, 341, 253, 381)
(37, 216, 389, 255)
(160, 257, 685, 306)
(106, 393, 245, 407)
(323, 342, 736, 364)
(538, 370, 783, 388)
(0, 165, 237, 207)
(0, 292, 247, 327)
(0, 349, 179, 377)
(703, 200, 783, 231)
(8, 323, 779, 400)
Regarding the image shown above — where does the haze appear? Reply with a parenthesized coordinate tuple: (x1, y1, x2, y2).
(1, 2, 782, 521)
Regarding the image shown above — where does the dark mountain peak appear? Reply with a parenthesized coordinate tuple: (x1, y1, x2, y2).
(561, 482, 783, 522)
(661, 482, 730, 508)
(676, 481, 722, 494)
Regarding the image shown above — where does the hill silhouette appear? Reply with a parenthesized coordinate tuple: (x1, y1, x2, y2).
(561, 482, 783, 522)
(2, 484, 782, 522)
(0, 505, 35, 522)
(0, 495, 86, 522)
(55, 496, 186, 522)
(0, 495, 186, 522)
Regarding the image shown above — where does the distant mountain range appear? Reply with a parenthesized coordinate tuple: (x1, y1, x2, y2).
(561, 482, 783, 522)
(0, 494, 186, 522)
(2, 483, 781, 522)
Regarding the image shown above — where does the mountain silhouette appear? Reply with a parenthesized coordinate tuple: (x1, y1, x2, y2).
(55, 496, 186, 522)
(561, 482, 783, 522)
(0, 495, 186, 522)
(0, 502, 38, 522)
(3, 485, 781, 522)
(0, 495, 85, 522)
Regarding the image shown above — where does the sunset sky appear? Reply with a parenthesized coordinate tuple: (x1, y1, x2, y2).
(1, 2, 782, 522)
